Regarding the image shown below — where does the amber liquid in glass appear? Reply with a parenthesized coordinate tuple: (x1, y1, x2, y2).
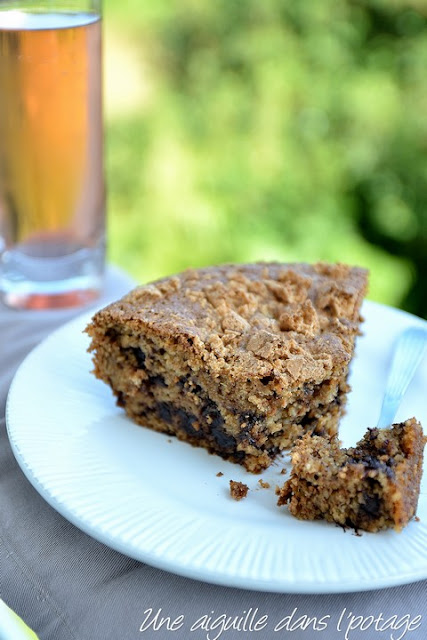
(0, 12, 104, 309)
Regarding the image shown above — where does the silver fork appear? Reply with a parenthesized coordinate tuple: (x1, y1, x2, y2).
(377, 326, 427, 428)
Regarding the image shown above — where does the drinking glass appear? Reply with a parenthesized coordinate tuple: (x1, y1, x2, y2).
(0, 0, 105, 309)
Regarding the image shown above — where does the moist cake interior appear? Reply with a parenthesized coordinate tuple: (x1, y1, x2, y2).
(277, 418, 426, 532)
(86, 262, 368, 472)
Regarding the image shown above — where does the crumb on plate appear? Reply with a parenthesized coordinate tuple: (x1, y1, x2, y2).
(229, 480, 249, 501)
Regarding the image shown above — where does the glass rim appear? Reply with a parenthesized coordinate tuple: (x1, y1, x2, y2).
(0, 1, 101, 12)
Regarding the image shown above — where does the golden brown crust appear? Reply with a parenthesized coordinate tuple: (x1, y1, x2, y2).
(90, 262, 368, 388)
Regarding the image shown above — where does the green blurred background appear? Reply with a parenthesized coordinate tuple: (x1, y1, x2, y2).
(102, 0, 427, 319)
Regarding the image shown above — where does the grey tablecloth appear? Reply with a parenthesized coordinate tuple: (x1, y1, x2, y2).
(0, 266, 426, 640)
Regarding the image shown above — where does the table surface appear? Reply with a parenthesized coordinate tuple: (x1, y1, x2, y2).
(0, 266, 426, 640)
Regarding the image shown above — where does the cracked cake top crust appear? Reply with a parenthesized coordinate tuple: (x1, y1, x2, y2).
(91, 262, 368, 392)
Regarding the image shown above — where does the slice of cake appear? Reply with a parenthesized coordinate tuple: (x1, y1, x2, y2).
(86, 262, 368, 472)
(277, 418, 426, 532)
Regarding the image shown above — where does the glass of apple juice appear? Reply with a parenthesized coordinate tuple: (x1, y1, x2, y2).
(0, 0, 105, 309)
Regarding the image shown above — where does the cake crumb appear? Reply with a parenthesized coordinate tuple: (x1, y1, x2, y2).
(229, 480, 249, 501)
(415, 516, 420, 522)
(280, 468, 287, 475)
(216, 471, 224, 477)
(258, 479, 270, 489)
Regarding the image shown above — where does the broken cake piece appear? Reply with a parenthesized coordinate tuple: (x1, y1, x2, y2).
(277, 418, 426, 532)
(86, 262, 368, 472)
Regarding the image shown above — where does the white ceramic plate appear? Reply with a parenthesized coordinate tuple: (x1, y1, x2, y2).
(6, 300, 427, 594)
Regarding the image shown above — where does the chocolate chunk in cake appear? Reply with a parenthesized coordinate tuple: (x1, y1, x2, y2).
(277, 418, 426, 532)
(86, 262, 368, 472)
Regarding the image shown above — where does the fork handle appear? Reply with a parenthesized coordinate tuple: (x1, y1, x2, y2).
(377, 327, 427, 429)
